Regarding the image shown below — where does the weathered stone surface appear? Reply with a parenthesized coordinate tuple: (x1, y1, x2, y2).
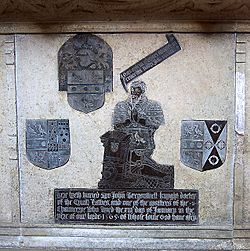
(234, 34, 250, 231)
(15, 33, 235, 226)
(0, 0, 250, 22)
(0, 35, 19, 223)
(231, 33, 250, 249)
(0, 29, 250, 250)
(242, 35, 250, 226)
(16, 34, 108, 223)
(2, 21, 250, 34)
(0, 224, 235, 250)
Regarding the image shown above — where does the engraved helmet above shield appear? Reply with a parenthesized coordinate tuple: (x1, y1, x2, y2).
(58, 34, 113, 113)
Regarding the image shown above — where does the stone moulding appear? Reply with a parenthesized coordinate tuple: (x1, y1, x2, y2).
(0, 226, 235, 250)
(2, 21, 250, 33)
(0, 0, 250, 22)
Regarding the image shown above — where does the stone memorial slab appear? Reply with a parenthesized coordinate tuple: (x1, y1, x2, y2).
(15, 34, 234, 226)
(55, 189, 198, 224)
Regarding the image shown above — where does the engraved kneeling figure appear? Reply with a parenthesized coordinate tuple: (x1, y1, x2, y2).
(98, 80, 174, 189)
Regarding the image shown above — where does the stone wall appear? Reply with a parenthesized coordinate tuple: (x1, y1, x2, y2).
(1, 0, 250, 22)
(0, 31, 249, 250)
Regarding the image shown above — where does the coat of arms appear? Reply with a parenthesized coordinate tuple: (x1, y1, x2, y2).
(180, 120, 227, 171)
(58, 34, 113, 113)
(26, 119, 70, 169)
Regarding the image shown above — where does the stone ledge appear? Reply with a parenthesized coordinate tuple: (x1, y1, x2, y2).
(0, 235, 233, 250)
(0, 225, 233, 238)
(20, 227, 234, 239)
(0, 21, 250, 34)
(234, 238, 250, 250)
(0, 226, 238, 250)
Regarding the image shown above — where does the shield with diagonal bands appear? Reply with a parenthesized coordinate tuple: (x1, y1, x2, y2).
(180, 120, 227, 171)
(26, 119, 70, 170)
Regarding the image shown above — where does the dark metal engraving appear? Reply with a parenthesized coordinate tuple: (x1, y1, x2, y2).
(55, 188, 198, 224)
(120, 34, 181, 91)
(58, 34, 113, 113)
(98, 80, 174, 189)
(26, 119, 70, 169)
(180, 120, 227, 171)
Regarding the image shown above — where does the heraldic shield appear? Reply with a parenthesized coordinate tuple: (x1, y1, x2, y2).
(180, 120, 227, 171)
(58, 34, 113, 113)
(26, 119, 70, 170)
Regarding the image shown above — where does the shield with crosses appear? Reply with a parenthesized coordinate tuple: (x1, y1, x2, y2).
(180, 120, 227, 171)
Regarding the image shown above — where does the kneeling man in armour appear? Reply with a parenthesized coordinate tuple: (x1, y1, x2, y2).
(98, 80, 174, 189)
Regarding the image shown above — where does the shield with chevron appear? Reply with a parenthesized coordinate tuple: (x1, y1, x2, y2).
(180, 120, 227, 171)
